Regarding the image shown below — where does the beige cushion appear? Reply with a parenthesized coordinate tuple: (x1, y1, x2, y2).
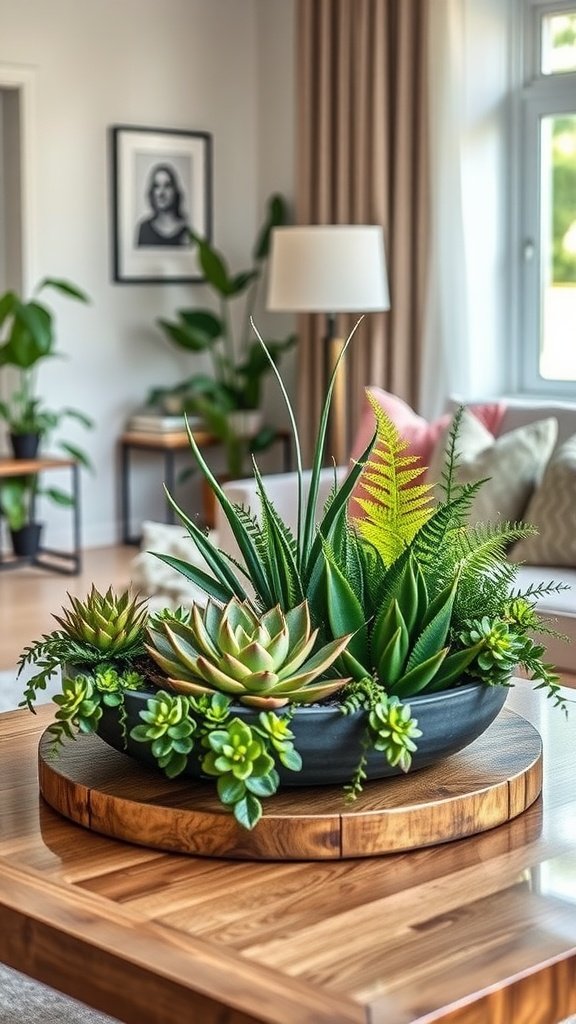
(512, 434, 576, 566)
(427, 408, 558, 524)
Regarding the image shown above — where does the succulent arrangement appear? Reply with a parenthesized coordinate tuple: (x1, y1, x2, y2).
(19, 322, 568, 829)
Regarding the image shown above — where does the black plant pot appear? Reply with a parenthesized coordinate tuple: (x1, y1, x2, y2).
(95, 681, 509, 787)
(10, 522, 42, 558)
(10, 432, 40, 460)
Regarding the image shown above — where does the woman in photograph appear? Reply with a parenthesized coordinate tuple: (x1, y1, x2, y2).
(136, 163, 190, 247)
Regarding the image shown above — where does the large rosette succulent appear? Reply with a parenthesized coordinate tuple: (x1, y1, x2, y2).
(146, 597, 351, 709)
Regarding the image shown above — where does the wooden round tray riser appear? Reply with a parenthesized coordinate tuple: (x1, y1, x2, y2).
(38, 709, 542, 861)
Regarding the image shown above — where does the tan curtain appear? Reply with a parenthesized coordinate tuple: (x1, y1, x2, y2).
(296, 0, 429, 463)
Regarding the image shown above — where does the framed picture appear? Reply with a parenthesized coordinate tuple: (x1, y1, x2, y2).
(111, 125, 212, 284)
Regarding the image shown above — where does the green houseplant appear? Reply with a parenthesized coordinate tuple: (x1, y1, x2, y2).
(0, 277, 93, 461)
(19, 321, 567, 830)
(152, 194, 296, 479)
(0, 473, 79, 557)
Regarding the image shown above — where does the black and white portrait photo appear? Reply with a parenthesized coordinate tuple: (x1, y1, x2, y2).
(135, 162, 191, 248)
(112, 126, 212, 283)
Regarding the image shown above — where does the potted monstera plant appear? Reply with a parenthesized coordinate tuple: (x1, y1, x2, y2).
(18, 323, 566, 830)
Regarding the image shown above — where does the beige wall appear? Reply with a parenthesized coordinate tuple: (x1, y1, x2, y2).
(0, 0, 295, 546)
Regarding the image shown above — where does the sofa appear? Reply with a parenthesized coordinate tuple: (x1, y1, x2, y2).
(131, 395, 576, 674)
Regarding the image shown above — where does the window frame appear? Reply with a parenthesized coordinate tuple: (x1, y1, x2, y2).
(514, 0, 576, 395)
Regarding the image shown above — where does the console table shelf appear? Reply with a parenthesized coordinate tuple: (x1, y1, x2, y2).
(0, 455, 81, 575)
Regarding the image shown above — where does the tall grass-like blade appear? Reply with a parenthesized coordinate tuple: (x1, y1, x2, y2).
(301, 318, 365, 565)
(252, 459, 303, 609)
(161, 488, 249, 601)
(152, 553, 235, 605)
(250, 317, 305, 555)
(305, 431, 376, 586)
(176, 418, 275, 606)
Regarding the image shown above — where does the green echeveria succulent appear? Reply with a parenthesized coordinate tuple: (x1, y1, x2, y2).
(53, 586, 148, 657)
(146, 597, 352, 709)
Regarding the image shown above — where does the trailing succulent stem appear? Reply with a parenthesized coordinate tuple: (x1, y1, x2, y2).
(340, 678, 422, 800)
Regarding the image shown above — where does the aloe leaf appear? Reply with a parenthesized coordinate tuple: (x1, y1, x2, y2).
(321, 549, 368, 661)
(371, 599, 404, 665)
(389, 649, 448, 697)
(153, 545, 243, 604)
(404, 577, 458, 675)
(425, 642, 483, 692)
(249, 318, 305, 557)
(341, 646, 372, 681)
(377, 622, 410, 686)
(396, 556, 420, 636)
(252, 459, 302, 609)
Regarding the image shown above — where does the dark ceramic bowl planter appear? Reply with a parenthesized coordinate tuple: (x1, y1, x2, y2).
(96, 681, 508, 787)
(10, 432, 40, 460)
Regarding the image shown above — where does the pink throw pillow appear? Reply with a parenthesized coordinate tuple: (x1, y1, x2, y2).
(348, 387, 506, 520)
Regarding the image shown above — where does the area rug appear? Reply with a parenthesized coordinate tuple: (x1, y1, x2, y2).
(0, 964, 119, 1023)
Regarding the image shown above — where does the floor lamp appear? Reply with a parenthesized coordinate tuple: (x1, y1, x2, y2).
(266, 225, 390, 465)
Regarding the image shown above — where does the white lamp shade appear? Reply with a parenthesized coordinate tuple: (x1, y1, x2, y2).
(266, 225, 390, 313)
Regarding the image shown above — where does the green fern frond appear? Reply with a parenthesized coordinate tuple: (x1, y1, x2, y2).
(443, 522, 533, 623)
(352, 393, 434, 564)
(454, 521, 534, 576)
(511, 579, 571, 602)
(410, 483, 485, 572)
(437, 405, 465, 502)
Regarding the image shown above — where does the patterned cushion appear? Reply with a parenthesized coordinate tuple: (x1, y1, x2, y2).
(512, 434, 576, 566)
(426, 408, 558, 524)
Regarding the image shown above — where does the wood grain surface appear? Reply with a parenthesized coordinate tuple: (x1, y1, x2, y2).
(37, 710, 543, 860)
(0, 683, 575, 1024)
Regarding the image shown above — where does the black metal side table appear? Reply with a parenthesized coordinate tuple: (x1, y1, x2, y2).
(118, 429, 292, 545)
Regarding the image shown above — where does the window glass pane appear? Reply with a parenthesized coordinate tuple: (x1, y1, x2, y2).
(541, 12, 576, 75)
(539, 113, 576, 380)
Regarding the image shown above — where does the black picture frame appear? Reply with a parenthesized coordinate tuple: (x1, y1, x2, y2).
(111, 125, 212, 284)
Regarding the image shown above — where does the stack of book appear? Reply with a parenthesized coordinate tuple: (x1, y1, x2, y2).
(126, 410, 202, 433)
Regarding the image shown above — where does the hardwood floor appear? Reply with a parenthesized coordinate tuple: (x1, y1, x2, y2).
(0, 545, 137, 671)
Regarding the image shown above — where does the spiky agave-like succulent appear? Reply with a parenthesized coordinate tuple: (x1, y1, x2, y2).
(19, 586, 148, 711)
(53, 586, 149, 657)
(146, 596, 352, 709)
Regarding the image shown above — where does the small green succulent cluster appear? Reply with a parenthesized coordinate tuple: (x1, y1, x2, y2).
(20, 586, 148, 711)
(146, 597, 351, 709)
(48, 665, 144, 754)
(130, 690, 302, 828)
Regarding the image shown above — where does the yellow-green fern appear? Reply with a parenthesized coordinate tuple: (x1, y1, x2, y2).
(351, 393, 434, 564)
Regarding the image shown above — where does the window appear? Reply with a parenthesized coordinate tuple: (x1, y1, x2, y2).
(518, 2, 576, 392)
